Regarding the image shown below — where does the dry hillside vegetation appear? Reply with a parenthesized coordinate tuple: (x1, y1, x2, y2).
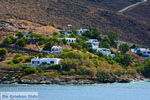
(0, 0, 149, 47)
(0, 18, 59, 39)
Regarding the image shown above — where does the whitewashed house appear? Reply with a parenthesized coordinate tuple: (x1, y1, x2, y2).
(31, 58, 61, 67)
(51, 46, 63, 55)
(86, 39, 100, 49)
(96, 48, 115, 58)
(65, 38, 76, 43)
(58, 38, 76, 44)
(77, 28, 88, 36)
(131, 48, 150, 57)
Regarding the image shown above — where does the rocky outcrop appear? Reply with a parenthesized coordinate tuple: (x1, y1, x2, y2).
(0, 76, 145, 84)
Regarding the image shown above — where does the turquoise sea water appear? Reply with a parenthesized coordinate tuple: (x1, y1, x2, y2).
(0, 81, 150, 100)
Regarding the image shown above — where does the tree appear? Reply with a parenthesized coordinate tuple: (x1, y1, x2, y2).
(0, 48, 7, 60)
(82, 43, 92, 50)
(72, 29, 78, 35)
(62, 39, 67, 45)
(0, 48, 7, 56)
(142, 59, 150, 77)
(25, 56, 34, 62)
(69, 33, 77, 38)
(96, 52, 104, 57)
(24, 67, 37, 74)
(102, 41, 110, 48)
(82, 28, 101, 40)
(53, 32, 59, 36)
(12, 54, 24, 64)
(100, 37, 110, 48)
(130, 44, 136, 49)
(43, 42, 53, 51)
(108, 32, 119, 47)
(70, 43, 82, 50)
(115, 54, 132, 66)
(16, 39, 26, 47)
(119, 43, 130, 53)
(37, 53, 43, 58)
(3, 35, 15, 46)
(102, 37, 111, 43)
(16, 32, 23, 38)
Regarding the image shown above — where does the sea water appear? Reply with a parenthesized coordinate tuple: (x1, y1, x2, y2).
(0, 81, 150, 100)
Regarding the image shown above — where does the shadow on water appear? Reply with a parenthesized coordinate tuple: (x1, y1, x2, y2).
(146, 80, 150, 82)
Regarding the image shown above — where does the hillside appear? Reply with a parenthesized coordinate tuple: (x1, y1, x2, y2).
(0, 18, 59, 39)
(125, 1, 150, 24)
(0, 0, 149, 47)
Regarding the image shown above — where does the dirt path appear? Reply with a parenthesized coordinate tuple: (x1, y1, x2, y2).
(118, 0, 147, 14)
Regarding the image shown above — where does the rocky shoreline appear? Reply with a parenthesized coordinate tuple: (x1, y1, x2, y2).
(0, 76, 146, 84)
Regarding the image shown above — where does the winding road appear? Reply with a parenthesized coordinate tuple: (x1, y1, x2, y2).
(118, 0, 148, 13)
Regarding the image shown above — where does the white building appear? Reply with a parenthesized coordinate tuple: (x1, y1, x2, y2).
(86, 39, 100, 49)
(65, 38, 76, 43)
(77, 28, 88, 36)
(131, 48, 150, 57)
(31, 58, 61, 67)
(96, 48, 115, 58)
(61, 29, 88, 36)
(58, 38, 76, 44)
(51, 46, 63, 55)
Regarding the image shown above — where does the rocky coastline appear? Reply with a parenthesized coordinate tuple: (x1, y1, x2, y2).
(0, 76, 146, 84)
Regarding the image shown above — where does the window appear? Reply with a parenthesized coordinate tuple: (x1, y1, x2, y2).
(50, 61, 54, 64)
(37, 61, 40, 64)
(42, 62, 47, 65)
(52, 48, 54, 51)
(56, 48, 58, 51)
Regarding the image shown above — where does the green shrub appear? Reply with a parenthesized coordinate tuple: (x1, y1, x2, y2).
(101, 37, 111, 48)
(61, 51, 98, 72)
(6, 60, 14, 64)
(24, 67, 37, 74)
(43, 42, 53, 51)
(29, 33, 48, 40)
(61, 39, 67, 45)
(107, 32, 119, 47)
(16, 32, 23, 38)
(70, 43, 82, 50)
(47, 64, 62, 70)
(0, 48, 7, 56)
(53, 32, 59, 36)
(140, 59, 150, 77)
(0, 48, 7, 61)
(61, 51, 83, 59)
(16, 38, 27, 47)
(36, 53, 44, 58)
(105, 56, 115, 64)
(82, 28, 101, 40)
(12, 54, 24, 64)
(96, 72, 110, 82)
(114, 54, 132, 66)
(2, 35, 15, 46)
(96, 52, 104, 57)
(119, 43, 130, 53)
(25, 56, 34, 63)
